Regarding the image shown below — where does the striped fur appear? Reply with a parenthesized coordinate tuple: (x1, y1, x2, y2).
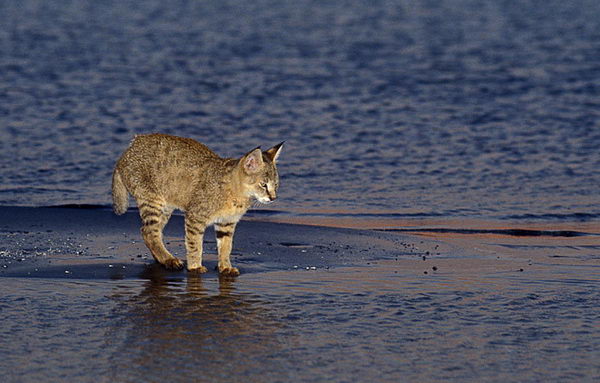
(111, 134, 283, 275)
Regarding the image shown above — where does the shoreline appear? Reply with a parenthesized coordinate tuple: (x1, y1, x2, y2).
(1, 205, 598, 280)
(0, 205, 445, 279)
(19, 202, 600, 232)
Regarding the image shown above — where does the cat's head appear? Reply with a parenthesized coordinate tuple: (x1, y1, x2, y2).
(240, 142, 284, 204)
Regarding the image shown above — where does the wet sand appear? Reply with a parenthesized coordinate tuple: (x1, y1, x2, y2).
(1, 206, 599, 382)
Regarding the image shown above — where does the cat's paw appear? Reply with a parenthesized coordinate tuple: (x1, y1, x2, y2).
(219, 267, 240, 277)
(163, 257, 184, 270)
(188, 265, 208, 274)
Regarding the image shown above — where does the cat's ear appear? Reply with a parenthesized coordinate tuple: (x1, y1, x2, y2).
(265, 141, 284, 163)
(242, 147, 263, 174)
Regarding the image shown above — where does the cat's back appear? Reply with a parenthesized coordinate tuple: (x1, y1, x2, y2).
(116, 134, 227, 206)
(118, 133, 220, 169)
(128, 133, 219, 160)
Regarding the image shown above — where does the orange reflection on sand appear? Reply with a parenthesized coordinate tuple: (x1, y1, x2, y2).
(250, 208, 600, 233)
(249, 208, 600, 265)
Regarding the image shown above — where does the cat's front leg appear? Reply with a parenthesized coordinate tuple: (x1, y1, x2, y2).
(185, 214, 208, 273)
(214, 222, 240, 276)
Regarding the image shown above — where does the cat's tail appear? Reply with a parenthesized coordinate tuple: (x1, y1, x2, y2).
(111, 168, 129, 215)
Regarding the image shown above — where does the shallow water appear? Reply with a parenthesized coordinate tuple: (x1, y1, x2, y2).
(1, 206, 599, 382)
(1, 0, 600, 222)
(1, 263, 599, 383)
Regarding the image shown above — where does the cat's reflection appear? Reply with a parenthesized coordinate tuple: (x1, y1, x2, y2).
(108, 264, 282, 379)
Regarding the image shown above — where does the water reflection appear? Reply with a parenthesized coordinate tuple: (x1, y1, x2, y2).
(108, 265, 283, 382)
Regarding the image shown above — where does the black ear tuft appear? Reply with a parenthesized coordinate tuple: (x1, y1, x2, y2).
(265, 141, 284, 163)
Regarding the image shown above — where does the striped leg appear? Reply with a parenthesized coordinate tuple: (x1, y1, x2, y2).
(215, 222, 239, 276)
(185, 215, 208, 272)
(138, 199, 182, 270)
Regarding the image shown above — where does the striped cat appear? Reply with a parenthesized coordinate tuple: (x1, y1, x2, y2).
(111, 133, 283, 276)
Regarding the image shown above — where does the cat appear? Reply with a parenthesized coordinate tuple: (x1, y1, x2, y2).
(111, 133, 283, 276)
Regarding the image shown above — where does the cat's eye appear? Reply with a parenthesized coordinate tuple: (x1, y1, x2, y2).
(259, 182, 268, 189)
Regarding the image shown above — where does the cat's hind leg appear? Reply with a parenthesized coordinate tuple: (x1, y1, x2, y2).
(138, 199, 183, 270)
(215, 222, 240, 276)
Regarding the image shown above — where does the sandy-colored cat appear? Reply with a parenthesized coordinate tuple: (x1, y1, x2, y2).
(111, 133, 283, 276)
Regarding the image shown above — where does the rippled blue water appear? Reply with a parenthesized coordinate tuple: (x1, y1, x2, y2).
(2, 266, 599, 383)
(1, 0, 599, 221)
